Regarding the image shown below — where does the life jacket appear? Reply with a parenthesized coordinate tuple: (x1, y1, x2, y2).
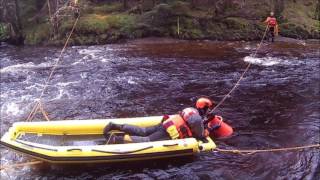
(162, 115, 193, 139)
(268, 17, 277, 27)
(180, 107, 199, 121)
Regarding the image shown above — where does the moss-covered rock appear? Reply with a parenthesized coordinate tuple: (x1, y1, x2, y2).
(279, 23, 310, 39)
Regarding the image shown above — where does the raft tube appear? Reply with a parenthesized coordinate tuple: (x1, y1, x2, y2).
(0, 115, 216, 164)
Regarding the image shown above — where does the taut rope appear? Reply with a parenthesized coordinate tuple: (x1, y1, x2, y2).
(209, 25, 269, 113)
(214, 144, 320, 155)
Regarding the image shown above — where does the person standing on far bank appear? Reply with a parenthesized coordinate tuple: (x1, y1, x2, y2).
(264, 12, 279, 42)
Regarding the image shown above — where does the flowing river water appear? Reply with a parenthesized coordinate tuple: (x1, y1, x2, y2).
(0, 39, 319, 179)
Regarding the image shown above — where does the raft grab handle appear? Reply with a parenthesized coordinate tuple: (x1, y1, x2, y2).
(92, 145, 153, 155)
(163, 143, 179, 147)
(67, 148, 83, 152)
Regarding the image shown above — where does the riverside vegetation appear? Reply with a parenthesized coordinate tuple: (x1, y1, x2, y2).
(0, 0, 319, 45)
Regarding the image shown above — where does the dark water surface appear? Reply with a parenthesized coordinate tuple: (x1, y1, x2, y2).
(0, 39, 319, 179)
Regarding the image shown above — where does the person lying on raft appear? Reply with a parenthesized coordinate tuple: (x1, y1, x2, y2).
(103, 98, 221, 144)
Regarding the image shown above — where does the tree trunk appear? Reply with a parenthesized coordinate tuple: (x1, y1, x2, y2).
(123, 0, 128, 10)
(191, 0, 196, 9)
(2, 0, 24, 44)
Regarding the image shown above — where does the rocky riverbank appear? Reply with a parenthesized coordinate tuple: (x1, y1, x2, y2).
(1, 0, 319, 46)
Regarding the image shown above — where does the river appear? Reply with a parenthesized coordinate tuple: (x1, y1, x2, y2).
(0, 38, 319, 179)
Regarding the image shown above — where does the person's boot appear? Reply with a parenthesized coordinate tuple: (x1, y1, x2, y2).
(103, 122, 123, 139)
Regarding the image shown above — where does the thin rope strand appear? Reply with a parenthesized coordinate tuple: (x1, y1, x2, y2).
(26, 14, 80, 121)
(214, 144, 320, 155)
(210, 25, 269, 113)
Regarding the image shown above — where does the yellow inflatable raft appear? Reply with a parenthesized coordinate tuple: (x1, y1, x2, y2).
(0, 116, 216, 164)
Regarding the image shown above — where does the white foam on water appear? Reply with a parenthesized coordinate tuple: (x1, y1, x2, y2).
(24, 81, 46, 90)
(128, 77, 138, 85)
(71, 60, 84, 65)
(0, 56, 10, 64)
(78, 49, 102, 59)
(116, 76, 138, 85)
(100, 58, 110, 63)
(56, 81, 80, 87)
(49, 81, 80, 100)
(0, 62, 52, 73)
(80, 72, 88, 79)
(78, 49, 101, 55)
(244, 56, 284, 66)
(244, 45, 252, 50)
(51, 89, 69, 100)
(2, 102, 20, 116)
(73, 49, 108, 65)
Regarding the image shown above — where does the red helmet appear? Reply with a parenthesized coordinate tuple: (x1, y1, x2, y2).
(196, 97, 214, 109)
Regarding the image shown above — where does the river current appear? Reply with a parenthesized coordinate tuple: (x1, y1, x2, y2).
(0, 39, 319, 179)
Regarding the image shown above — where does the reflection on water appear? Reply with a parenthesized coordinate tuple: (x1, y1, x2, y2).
(0, 39, 319, 179)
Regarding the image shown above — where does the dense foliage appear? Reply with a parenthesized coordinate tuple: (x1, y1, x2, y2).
(1, 0, 319, 45)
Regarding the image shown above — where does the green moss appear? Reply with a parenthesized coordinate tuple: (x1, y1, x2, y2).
(89, 2, 123, 14)
(80, 14, 109, 34)
(24, 23, 51, 45)
(57, 13, 137, 45)
(178, 17, 203, 39)
(108, 14, 137, 33)
(60, 13, 136, 36)
(170, 1, 192, 16)
(0, 23, 9, 41)
(279, 23, 310, 39)
(282, 0, 317, 31)
(224, 17, 250, 30)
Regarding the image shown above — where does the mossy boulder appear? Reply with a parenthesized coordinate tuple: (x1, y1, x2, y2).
(279, 23, 310, 39)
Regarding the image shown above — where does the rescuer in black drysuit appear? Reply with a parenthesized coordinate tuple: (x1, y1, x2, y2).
(103, 98, 219, 144)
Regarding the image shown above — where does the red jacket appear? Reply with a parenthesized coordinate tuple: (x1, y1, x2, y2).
(265, 17, 277, 27)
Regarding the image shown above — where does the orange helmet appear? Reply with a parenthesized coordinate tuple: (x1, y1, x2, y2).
(196, 97, 214, 109)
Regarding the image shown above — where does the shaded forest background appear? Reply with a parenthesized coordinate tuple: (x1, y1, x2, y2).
(0, 0, 319, 45)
